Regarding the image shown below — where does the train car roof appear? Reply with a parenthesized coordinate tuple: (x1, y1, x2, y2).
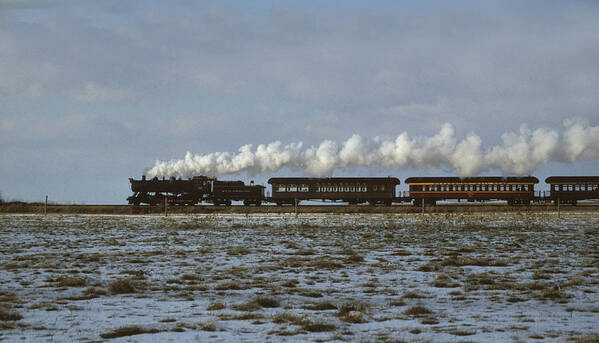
(545, 176, 599, 183)
(404, 176, 539, 184)
(268, 177, 400, 184)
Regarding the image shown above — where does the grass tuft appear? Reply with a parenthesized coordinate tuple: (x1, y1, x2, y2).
(108, 278, 137, 294)
(99, 325, 159, 339)
(404, 305, 433, 317)
(0, 310, 22, 321)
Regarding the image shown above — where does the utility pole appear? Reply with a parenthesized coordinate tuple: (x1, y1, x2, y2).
(421, 198, 425, 215)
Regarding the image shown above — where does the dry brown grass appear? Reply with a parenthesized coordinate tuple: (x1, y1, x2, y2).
(403, 305, 433, 317)
(301, 319, 336, 332)
(227, 246, 252, 256)
(0, 309, 22, 321)
(108, 278, 137, 294)
(302, 300, 337, 311)
(336, 301, 368, 323)
(272, 312, 305, 325)
(99, 325, 159, 339)
(214, 281, 245, 290)
(57, 276, 87, 287)
(255, 296, 280, 308)
(232, 296, 280, 312)
(574, 334, 599, 343)
(206, 301, 226, 311)
(401, 291, 426, 299)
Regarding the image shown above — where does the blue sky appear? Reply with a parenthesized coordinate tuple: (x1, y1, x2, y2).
(1, 0, 598, 203)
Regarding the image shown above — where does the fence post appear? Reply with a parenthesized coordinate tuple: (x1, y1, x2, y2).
(294, 198, 298, 217)
(44, 195, 48, 215)
(164, 197, 168, 217)
(557, 197, 560, 219)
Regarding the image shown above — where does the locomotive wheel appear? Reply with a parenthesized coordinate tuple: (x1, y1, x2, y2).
(225, 199, 232, 206)
(255, 200, 262, 206)
(243, 200, 250, 206)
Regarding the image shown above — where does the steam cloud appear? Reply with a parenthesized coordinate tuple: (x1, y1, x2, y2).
(147, 119, 599, 178)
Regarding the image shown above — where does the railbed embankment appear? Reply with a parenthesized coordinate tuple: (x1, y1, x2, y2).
(1, 202, 599, 214)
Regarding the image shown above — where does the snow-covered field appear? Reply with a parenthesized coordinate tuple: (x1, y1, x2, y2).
(1, 213, 598, 342)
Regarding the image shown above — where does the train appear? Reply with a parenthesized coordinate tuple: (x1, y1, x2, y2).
(128, 175, 599, 206)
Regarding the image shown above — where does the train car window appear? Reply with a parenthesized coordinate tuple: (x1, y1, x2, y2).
(373, 185, 378, 191)
(594, 184, 598, 191)
(278, 185, 286, 192)
(575, 184, 580, 191)
(380, 185, 385, 191)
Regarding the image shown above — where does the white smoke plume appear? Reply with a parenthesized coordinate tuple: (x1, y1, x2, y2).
(147, 119, 599, 178)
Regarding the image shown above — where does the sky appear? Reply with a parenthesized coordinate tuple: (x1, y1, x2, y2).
(1, 0, 598, 204)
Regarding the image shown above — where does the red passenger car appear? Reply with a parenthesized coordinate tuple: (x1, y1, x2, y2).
(405, 177, 539, 205)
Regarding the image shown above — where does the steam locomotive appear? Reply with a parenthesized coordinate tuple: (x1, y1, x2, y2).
(128, 175, 599, 206)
